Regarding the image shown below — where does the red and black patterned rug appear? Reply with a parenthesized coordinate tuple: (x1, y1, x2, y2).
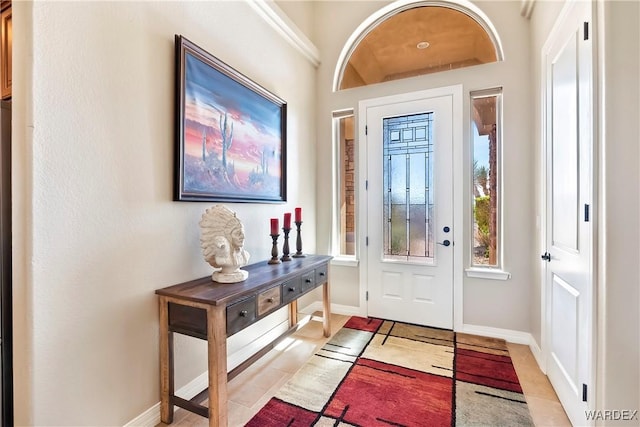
(246, 316, 534, 426)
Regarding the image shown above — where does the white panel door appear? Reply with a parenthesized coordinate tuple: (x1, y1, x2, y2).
(544, 2, 594, 425)
(364, 92, 454, 329)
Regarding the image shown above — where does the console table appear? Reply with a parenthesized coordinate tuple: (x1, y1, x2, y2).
(155, 255, 332, 426)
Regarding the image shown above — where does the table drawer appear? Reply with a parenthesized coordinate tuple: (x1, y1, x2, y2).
(257, 286, 281, 316)
(168, 303, 207, 340)
(226, 296, 256, 336)
(315, 265, 328, 285)
(281, 277, 302, 304)
(301, 270, 316, 292)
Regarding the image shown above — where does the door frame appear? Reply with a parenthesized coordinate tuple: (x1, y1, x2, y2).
(0, 100, 11, 426)
(540, 0, 597, 416)
(357, 85, 464, 330)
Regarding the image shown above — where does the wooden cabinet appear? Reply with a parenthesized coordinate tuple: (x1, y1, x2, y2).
(281, 276, 302, 304)
(156, 255, 332, 425)
(225, 296, 257, 336)
(257, 286, 280, 316)
(0, 2, 10, 100)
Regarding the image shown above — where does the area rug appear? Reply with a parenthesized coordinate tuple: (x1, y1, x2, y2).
(246, 316, 534, 427)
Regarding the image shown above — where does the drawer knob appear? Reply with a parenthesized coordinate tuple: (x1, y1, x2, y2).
(288, 287, 296, 292)
(239, 310, 248, 317)
(305, 279, 312, 283)
(267, 298, 274, 303)
(319, 272, 325, 276)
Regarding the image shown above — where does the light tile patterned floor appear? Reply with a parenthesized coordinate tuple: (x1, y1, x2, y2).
(157, 313, 571, 427)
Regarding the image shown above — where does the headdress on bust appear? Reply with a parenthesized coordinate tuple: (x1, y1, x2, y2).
(200, 205, 241, 241)
(199, 205, 250, 283)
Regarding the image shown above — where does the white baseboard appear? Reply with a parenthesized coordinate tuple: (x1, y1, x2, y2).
(528, 336, 546, 374)
(460, 323, 532, 345)
(301, 307, 535, 350)
(299, 301, 363, 317)
(227, 320, 289, 370)
(123, 402, 161, 427)
(123, 371, 208, 427)
(460, 323, 549, 375)
(123, 319, 290, 427)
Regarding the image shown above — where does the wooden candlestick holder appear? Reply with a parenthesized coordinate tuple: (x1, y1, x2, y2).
(292, 221, 306, 258)
(268, 234, 281, 264)
(281, 227, 292, 261)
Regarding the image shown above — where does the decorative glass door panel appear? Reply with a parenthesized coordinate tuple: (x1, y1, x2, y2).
(383, 113, 434, 263)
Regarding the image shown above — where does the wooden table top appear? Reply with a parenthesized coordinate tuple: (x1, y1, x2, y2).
(155, 254, 332, 306)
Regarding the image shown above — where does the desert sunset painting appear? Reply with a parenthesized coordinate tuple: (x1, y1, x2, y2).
(178, 45, 285, 202)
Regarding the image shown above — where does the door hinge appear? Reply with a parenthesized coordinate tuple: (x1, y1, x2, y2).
(365, 180, 368, 190)
(366, 236, 369, 246)
(582, 383, 588, 402)
(365, 125, 368, 135)
(366, 291, 369, 301)
(584, 22, 589, 40)
(584, 204, 590, 222)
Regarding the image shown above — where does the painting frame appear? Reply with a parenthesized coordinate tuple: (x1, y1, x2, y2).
(174, 35, 287, 203)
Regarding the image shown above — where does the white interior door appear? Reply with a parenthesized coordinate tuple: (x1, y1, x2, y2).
(544, 2, 594, 425)
(363, 91, 454, 329)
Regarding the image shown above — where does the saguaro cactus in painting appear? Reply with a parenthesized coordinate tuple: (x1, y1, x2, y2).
(219, 112, 234, 171)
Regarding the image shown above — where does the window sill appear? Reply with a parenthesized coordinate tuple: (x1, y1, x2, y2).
(331, 257, 359, 268)
(465, 267, 511, 281)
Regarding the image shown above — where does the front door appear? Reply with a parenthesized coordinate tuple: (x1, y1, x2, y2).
(362, 89, 455, 329)
(543, 1, 594, 425)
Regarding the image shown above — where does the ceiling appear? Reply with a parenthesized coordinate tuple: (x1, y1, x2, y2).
(341, 6, 498, 90)
(472, 95, 497, 136)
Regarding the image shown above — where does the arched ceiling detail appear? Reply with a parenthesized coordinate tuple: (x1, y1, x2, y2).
(333, 0, 504, 91)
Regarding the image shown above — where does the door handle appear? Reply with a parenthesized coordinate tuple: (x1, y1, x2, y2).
(541, 252, 551, 262)
(437, 240, 451, 247)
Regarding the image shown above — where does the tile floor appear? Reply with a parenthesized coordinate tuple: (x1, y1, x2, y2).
(158, 313, 571, 427)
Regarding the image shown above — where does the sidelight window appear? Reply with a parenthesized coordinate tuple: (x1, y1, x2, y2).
(471, 88, 502, 268)
(332, 110, 356, 258)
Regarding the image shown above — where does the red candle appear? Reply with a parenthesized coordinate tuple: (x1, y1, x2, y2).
(283, 212, 291, 229)
(294, 207, 302, 222)
(270, 218, 279, 235)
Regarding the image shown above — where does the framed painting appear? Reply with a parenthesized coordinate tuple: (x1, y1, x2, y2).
(174, 35, 287, 203)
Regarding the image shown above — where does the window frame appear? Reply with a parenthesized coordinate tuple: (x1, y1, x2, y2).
(466, 88, 510, 280)
(331, 109, 358, 264)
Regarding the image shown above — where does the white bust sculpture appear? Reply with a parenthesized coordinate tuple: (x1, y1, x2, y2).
(200, 205, 250, 283)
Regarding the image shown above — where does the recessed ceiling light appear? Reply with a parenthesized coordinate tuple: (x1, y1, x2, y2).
(416, 41, 430, 49)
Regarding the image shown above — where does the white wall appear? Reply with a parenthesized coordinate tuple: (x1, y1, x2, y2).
(314, 0, 534, 332)
(276, 0, 316, 43)
(13, 1, 317, 425)
(597, 0, 639, 420)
